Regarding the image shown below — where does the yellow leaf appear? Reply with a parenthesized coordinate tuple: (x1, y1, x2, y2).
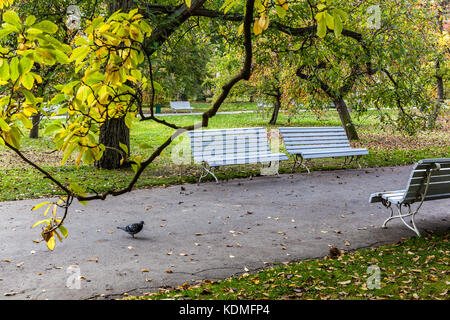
(31, 201, 51, 211)
(46, 236, 56, 251)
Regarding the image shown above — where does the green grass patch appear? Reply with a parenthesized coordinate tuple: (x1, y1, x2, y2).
(130, 232, 450, 300)
(0, 108, 448, 201)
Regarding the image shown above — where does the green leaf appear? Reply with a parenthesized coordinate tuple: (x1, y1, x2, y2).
(324, 12, 334, 30)
(31, 218, 51, 228)
(275, 5, 287, 18)
(0, 59, 10, 81)
(333, 8, 349, 22)
(33, 20, 58, 34)
(58, 225, 69, 238)
(333, 12, 343, 38)
(317, 18, 327, 38)
(61, 140, 78, 165)
(119, 142, 128, 154)
(69, 182, 86, 195)
(0, 28, 14, 40)
(19, 113, 33, 129)
(69, 46, 90, 64)
(25, 15, 36, 26)
(3, 10, 21, 29)
(19, 57, 33, 74)
(21, 73, 34, 90)
(20, 88, 37, 104)
(10, 56, 19, 81)
(0, 118, 10, 132)
(44, 123, 62, 135)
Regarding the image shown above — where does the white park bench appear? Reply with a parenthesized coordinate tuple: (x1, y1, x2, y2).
(188, 127, 288, 182)
(278, 126, 369, 173)
(369, 158, 450, 236)
(170, 101, 194, 113)
(256, 101, 273, 118)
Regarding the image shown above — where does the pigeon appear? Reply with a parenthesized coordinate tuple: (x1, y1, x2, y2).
(117, 221, 144, 238)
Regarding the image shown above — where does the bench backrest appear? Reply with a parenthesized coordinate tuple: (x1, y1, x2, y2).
(170, 101, 191, 109)
(278, 127, 350, 153)
(403, 158, 450, 203)
(188, 127, 271, 163)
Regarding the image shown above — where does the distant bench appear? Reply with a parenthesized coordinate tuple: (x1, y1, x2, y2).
(188, 127, 288, 182)
(279, 126, 369, 173)
(369, 158, 450, 236)
(170, 101, 194, 113)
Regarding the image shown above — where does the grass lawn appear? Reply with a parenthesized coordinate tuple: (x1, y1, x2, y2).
(128, 232, 449, 300)
(0, 106, 449, 201)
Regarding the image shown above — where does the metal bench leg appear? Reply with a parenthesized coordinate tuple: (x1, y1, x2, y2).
(397, 203, 421, 236)
(199, 162, 219, 183)
(381, 201, 421, 236)
(342, 156, 362, 169)
(292, 155, 310, 173)
(355, 155, 362, 169)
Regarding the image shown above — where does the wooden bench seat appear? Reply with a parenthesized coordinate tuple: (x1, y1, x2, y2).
(279, 127, 369, 172)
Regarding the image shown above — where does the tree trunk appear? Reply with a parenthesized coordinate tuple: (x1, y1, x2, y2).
(96, 117, 130, 170)
(333, 98, 359, 140)
(269, 93, 281, 125)
(96, 0, 133, 169)
(29, 113, 41, 139)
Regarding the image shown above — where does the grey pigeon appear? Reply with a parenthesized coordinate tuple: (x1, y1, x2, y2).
(117, 221, 144, 238)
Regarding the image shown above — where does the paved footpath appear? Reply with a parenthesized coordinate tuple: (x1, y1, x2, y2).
(0, 165, 448, 299)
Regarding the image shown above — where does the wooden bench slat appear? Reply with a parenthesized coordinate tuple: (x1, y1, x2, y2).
(410, 174, 450, 184)
(301, 148, 369, 158)
(281, 132, 348, 138)
(207, 153, 288, 167)
(414, 162, 450, 170)
(369, 190, 406, 203)
(279, 127, 344, 132)
(411, 168, 450, 178)
(285, 144, 351, 150)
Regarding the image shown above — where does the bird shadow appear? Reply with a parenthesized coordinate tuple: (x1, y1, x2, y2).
(126, 236, 151, 241)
